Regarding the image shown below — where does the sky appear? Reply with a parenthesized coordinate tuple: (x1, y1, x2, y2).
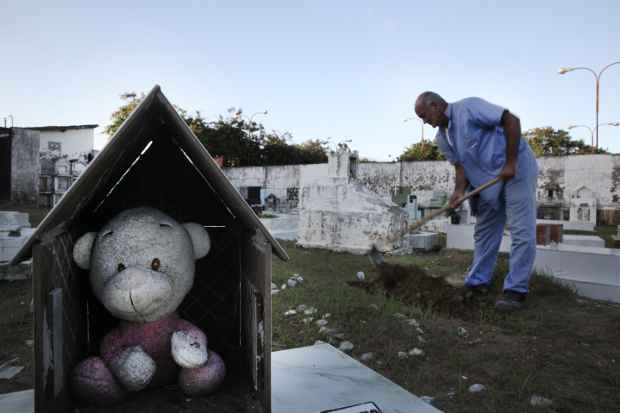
(2, 0, 620, 160)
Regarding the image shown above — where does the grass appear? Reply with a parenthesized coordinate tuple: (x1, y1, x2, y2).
(259, 212, 278, 219)
(2, 200, 619, 411)
(273, 241, 620, 413)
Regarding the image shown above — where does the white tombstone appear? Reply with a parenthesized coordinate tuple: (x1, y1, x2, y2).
(569, 186, 597, 226)
(404, 194, 420, 224)
(327, 147, 359, 183)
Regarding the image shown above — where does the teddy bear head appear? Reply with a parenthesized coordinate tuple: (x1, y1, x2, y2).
(72, 207, 210, 323)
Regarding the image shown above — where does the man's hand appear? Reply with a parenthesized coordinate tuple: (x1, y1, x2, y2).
(499, 162, 517, 181)
(449, 189, 465, 209)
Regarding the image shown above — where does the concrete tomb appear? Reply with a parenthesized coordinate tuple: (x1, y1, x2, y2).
(569, 186, 597, 226)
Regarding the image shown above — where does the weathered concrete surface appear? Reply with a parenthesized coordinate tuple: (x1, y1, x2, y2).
(534, 244, 620, 303)
(260, 213, 299, 241)
(297, 183, 408, 254)
(446, 224, 511, 253)
(223, 154, 620, 225)
(0, 211, 30, 231)
(537, 219, 595, 231)
(11, 128, 40, 204)
(0, 389, 33, 413)
(403, 232, 442, 252)
(562, 234, 605, 248)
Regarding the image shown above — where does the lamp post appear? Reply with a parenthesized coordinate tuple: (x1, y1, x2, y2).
(404, 116, 425, 141)
(558, 61, 620, 149)
(249, 110, 268, 124)
(247, 110, 268, 141)
(568, 122, 620, 149)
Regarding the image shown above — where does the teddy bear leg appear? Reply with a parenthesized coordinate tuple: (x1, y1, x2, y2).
(71, 356, 126, 406)
(178, 350, 226, 397)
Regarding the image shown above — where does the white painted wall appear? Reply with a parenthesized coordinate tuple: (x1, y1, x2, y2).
(223, 154, 620, 210)
(39, 128, 95, 159)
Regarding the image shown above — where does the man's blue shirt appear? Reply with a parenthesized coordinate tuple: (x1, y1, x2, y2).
(435, 97, 530, 206)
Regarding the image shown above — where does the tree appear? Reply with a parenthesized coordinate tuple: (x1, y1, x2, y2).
(524, 127, 607, 156)
(104, 92, 144, 137)
(399, 140, 445, 161)
(105, 95, 329, 167)
(295, 139, 329, 164)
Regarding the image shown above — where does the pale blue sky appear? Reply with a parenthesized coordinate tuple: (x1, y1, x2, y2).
(2, 0, 619, 160)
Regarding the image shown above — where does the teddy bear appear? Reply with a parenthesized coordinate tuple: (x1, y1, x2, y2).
(70, 206, 226, 406)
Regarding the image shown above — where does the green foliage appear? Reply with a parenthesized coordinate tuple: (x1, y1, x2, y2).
(105, 96, 329, 167)
(399, 140, 445, 161)
(104, 92, 145, 137)
(524, 127, 607, 156)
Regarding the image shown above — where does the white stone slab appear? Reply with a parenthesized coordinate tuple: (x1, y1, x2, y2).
(562, 234, 605, 248)
(0, 389, 33, 413)
(446, 224, 510, 253)
(534, 244, 620, 303)
(0, 211, 30, 231)
(272, 343, 440, 413)
(0, 230, 35, 263)
(406, 232, 441, 251)
(537, 219, 595, 232)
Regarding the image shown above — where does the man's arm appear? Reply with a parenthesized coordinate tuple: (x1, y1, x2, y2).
(500, 110, 521, 181)
(449, 163, 469, 208)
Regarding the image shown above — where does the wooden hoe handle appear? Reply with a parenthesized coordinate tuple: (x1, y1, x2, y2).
(407, 176, 502, 232)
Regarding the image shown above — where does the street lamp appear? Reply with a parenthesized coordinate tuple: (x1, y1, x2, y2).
(249, 110, 268, 124)
(245, 110, 269, 146)
(404, 116, 425, 141)
(558, 61, 620, 149)
(568, 122, 620, 149)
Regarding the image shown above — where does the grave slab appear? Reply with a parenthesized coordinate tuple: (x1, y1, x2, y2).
(0, 211, 30, 232)
(562, 234, 605, 248)
(0, 389, 33, 413)
(272, 343, 440, 413)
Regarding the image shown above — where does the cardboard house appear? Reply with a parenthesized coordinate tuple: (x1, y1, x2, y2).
(12, 85, 288, 413)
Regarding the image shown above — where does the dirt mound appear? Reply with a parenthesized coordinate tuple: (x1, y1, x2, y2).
(349, 262, 493, 320)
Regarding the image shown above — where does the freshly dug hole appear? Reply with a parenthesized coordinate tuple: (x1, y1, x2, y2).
(348, 262, 492, 320)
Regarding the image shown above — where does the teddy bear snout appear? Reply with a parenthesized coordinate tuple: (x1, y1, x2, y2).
(110, 266, 150, 291)
(102, 266, 174, 321)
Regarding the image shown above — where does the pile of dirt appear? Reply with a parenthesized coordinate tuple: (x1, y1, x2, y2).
(349, 262, 493, 320)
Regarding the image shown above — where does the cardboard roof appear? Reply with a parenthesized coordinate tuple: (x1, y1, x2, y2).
(12, 85, 288, 263)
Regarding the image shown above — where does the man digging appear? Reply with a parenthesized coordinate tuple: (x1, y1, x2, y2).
(414, 91, 538, 312)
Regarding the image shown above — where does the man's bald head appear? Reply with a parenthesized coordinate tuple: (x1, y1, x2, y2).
(414, 91, 448, 128)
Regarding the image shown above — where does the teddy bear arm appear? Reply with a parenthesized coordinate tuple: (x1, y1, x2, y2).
(171, 321, 208, 369)
(101, 330, 156, 392)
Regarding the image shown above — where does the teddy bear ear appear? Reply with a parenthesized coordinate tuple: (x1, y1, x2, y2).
(73, 232, 97, 270)
(183, 223, 211, 259)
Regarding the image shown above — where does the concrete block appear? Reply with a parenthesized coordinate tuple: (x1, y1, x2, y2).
(534, 244, 620, 303)
(0, 211, 30, 231)
(537, 219, 594, 232)
(0, 230, 34, 263)
(446, 224, 510, 253)
(562, 234, 605, 248)
(0, 389, 33, 413)
(406, 232, 441, 251)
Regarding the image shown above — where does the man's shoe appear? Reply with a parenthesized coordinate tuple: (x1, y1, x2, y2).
(464, 284, 490, 300)
(495, 290, 527, 312)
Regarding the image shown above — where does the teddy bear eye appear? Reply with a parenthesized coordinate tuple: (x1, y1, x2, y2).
(117, 263, 126, 272)
(151, 258, 161, 271)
